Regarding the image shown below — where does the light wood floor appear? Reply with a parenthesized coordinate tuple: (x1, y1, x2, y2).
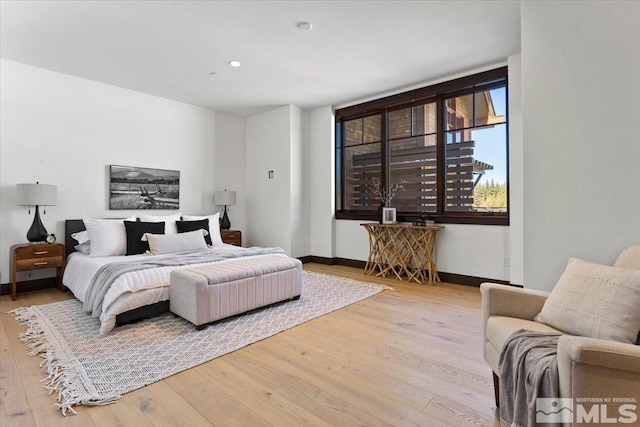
(1, 264, 500, 427)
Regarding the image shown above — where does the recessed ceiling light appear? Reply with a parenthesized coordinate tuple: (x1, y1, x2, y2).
(228, 60, 241, 68)
(296, 21, 313, 31)
(208, 71, 217, 76)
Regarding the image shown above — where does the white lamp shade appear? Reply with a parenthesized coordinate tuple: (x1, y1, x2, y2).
(16, 183, 57, 206)
(214, 190, 236, 206)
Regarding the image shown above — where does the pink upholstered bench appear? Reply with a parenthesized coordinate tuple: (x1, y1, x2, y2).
(169, 255, 302, 329)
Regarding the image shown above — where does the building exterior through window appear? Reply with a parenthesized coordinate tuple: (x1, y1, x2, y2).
(335, 67, 508, 225)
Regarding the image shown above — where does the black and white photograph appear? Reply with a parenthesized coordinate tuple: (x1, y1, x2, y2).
(382, 207, 396, 224)
(109, 165, 180, 210)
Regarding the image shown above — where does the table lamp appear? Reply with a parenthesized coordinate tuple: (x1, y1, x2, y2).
(16, 182, 57, 243)
(214, 190, 236, 230)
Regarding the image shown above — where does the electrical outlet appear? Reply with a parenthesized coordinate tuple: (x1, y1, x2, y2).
(503, 256, 510, 267)
(302, 239, 307, 248)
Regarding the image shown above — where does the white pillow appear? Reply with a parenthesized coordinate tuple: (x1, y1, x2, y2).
(139, 212, 182, 234)
(74, 242, 91, 255)
(535, 258, 640, 344)
(182, 213, 223, 245)
(143, 230, 208, 255)
(82, 216, 136, 257)
(71, 230, 90, 244)
(71, 230, 91, 254)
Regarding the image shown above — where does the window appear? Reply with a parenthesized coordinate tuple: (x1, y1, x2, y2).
(335, 67, 508, 225)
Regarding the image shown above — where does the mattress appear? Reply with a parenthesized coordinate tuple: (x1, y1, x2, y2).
(62, 247, 292, 334)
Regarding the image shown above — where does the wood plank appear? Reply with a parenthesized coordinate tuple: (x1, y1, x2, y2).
(175, 380, 272, 427)
(235, 345, 436, 427)
(197, 358, 336, 427)
(115, 381, 213, 427)
(0, 312, 36, 427)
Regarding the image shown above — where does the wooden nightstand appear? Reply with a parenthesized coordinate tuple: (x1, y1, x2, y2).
(10, 243, 65, 301)
(220, 230, 242, 246)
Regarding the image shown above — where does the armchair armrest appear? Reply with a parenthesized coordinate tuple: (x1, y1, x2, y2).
(481, 282, 549, 320)
(480, 283, 549, 347)
(557, 335, 640, 399)
(558, 335, 640, 373)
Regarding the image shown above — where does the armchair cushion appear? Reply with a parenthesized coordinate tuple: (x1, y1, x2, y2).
(485, 316, 561, 373)
(535, 258, 640, 345)
(614, 245, 640, 270)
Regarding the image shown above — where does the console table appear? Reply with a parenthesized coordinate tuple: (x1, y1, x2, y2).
(361, 223, 444, 285)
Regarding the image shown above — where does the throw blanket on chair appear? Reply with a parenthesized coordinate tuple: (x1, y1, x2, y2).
(498, 330, 563, 427)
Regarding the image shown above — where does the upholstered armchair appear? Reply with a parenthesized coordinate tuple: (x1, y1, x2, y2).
(481, 246, 640, 416)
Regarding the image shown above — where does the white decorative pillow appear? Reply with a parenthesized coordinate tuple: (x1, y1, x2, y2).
(614, 245, 640, 271)
(182, 213, 223, 245)
(71, 230, 90, 244)
(82, 216, 136, 257)
(535, 258, 640, 344)
(71, 230, 91, 254)
(144, 230, 208, 255)
(139, 212, 182, 235)
(74, 242, 91, 255)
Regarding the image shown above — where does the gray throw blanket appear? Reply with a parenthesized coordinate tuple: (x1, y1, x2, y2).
(84, 246, 287, 318)
(498, 329, 563, 427)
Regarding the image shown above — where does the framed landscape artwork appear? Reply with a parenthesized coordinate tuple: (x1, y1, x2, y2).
(109, 165, 180, 210)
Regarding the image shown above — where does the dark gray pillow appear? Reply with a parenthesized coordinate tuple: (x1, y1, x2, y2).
(176, 219, 211, 245)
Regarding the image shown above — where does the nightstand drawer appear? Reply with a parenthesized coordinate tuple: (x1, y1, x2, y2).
(220, 230, 242, 246)
(14, 244, 64, 259)
(16, 256, 64, 271)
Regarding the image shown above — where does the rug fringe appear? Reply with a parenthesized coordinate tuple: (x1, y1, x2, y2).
(10, 307, 119, 416)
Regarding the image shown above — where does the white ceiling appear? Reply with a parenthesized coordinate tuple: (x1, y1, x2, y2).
(0, 1, 521, 117)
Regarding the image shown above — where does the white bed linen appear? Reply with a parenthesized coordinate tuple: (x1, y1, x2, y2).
(63, 246, 288, 334)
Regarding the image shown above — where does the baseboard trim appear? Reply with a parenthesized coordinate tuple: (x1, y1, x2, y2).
(437, 272, 510, 288)
(4, 259, 513, 295)
(299, 256, 512, 287)
(298, 256, 336, 265)
(335, 258, 366, 269)
(1, 277, 59, 296)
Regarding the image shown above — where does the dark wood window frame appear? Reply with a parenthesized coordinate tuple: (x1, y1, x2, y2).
(335, 67, 509, 226)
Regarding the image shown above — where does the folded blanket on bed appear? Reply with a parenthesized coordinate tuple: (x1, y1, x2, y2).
(498, 329, 563, 427)
(83, 246, 287, 318)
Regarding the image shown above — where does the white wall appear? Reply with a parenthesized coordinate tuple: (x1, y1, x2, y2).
(335, 221, 510, 281)
(245, 105, 293, 252)
(508, 54, 524, 285)
(245, 104, 311, 257)
(214, 113, 247, 234)
(289, 107, 311, 258)
(521, 1, 640, 291)
(309, 106, 335, 259)
(0, 59, 218, 283)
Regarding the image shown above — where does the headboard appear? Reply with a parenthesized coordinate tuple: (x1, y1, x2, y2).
(64, 219, 86, 258)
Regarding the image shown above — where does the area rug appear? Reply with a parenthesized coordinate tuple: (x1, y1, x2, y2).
(12, 271, 390, 415)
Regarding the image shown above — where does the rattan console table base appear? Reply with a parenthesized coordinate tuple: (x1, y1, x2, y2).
(361, 223, 444, 285)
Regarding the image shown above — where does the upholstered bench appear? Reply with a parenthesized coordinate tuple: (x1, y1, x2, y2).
(169, 255, 302, 329)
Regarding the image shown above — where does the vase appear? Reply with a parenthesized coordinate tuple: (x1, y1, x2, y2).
(377, 202, 386, 224)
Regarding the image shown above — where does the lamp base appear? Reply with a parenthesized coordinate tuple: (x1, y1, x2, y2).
(26, 205, 48, 243)
(221, 206, 231, 230)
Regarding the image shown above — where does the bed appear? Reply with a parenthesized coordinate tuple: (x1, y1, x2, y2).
(62, 219, 302, 334)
